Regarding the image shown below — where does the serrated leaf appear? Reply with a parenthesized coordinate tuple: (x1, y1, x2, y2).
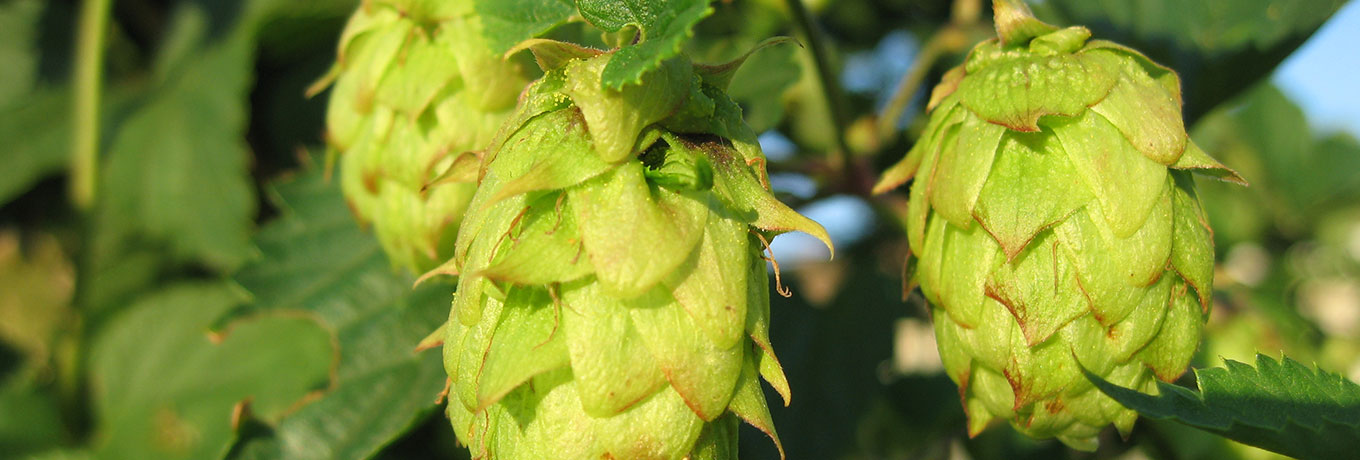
(1087, 354, 1360, 460)
(228, 161, 452, 460)
(576, 0, 714, 89)
(475, 0, 576, 55)
(90, 283, 334, 460)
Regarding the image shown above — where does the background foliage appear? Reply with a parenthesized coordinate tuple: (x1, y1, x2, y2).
(2, 0, 1358, 458)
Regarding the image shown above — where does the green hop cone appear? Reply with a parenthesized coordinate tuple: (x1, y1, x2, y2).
(322, 0, 529, 272)
(441, 45, 832, 459)
(874, 1, 1246, 450)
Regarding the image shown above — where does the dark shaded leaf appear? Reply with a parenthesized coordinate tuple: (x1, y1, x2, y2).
(1086, 354, 1360, 460)
(229, 160, 452, 460)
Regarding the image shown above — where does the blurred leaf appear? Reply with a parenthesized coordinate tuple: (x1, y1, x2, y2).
(0, 231, 73, 375)
(476, 0, 576, 54)
(1034, 0, 1347, 122)
(228, 161, 451, 460)
(0, 90, 70, 207)
(1193, 84, 1360, 242)
(727, 43, 801, 133)
(0, 0, 42, 109)
(0, 379, 66, 457)
(99, 5, 258, 272)
(89, 283, 334, 460)
(576, 0, 714, 89)
(22, 449, 93, 460)
(0, 0, 88, 207)
(1086, 354, 1360, 460)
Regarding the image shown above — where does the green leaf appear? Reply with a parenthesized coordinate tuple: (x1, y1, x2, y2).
(983, 232, 1087, 346)
(663, 216, 749, 351)
(89, 283, 334, 460)
(627, 286, 743, 422)
(0, 379, 65, 457)
(563, 54, 692, 163)
(229, 161, 452, 460)
(475, 0, 576, 54)
(0, 90, 71, 207)
(559, 279, 667, 417)
(571, 161, 708, 298)
(478, 192, 595, 285)
(100, 16, 257, 271)
(482, 109, 613, 206)
(973, 131, 1092, 258)
(1050, 110, 1168, 238)
(709, 156, 833, 258)
(576, 0, 714, 89)
(0, 0, 42, 109)
(475, 286, 572, 410)
(727, 48, 801, 133)
(1087, 49, 1186, 165)
(955, 42, 1116, 132)
(928, 112, 1005, 229)
(1086, 354, 1360, 460)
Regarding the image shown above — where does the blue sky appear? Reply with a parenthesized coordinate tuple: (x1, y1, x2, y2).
(1274, 0, 1360, 138)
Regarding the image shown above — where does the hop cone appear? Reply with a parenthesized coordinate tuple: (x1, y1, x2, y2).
(323, 0, 528, 272)
(442, 48, 832, 459)
(874, 1, 1245, 449)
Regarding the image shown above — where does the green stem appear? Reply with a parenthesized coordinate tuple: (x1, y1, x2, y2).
(783, 0, 851, 170)
(877, 0, 981, 141)
(72, 0, 111, 211)
(877, 35, 946, 140)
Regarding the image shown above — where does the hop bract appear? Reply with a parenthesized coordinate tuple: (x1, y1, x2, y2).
(324, 0, 528, 272)
(874, 2, 1245, 450)
(442, 47, 832, 459)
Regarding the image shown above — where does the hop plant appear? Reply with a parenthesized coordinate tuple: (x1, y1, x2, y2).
(321, 0, 528, 272)
(874, 1, 1245, 449)
(440, 46, 832, 459)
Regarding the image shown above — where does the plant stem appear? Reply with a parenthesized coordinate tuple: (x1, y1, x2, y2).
(783, 0, 851, 171)
(877, 35, 945, 139)
(72, 0, 111, 211)
(878, 0, 981, 140)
